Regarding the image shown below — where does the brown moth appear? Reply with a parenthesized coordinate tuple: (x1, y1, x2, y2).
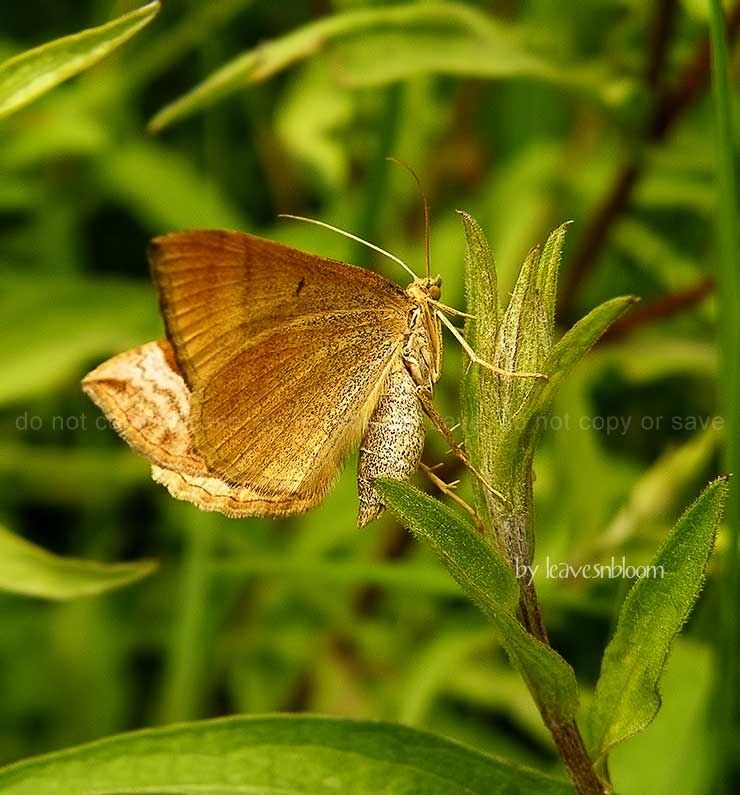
(83, 229, 450, 526)
(83, 217, 541, 526)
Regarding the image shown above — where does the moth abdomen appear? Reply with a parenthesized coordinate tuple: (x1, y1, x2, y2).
(357, 362, 425, 527)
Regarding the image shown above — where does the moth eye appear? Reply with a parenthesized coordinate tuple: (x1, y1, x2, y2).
(429, 285, 441, 300)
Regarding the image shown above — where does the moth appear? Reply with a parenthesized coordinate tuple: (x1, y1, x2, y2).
(83, 206, 539, 526)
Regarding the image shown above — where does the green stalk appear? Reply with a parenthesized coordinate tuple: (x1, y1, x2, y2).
(160, 512, 214, 723)
(353, 84, 403, 266)
(708, 2, 740, 790)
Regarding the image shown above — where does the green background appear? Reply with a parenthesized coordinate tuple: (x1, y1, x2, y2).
(0, 1, 736, 792)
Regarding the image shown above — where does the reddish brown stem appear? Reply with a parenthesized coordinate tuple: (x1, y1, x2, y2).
(517, 578, 607, 794)
(559, 2, 740, 318)
(600, 275, 715, 341)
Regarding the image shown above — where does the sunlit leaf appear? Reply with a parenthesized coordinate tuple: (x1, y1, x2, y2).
(0, 2, 159, 119)
(149, 3, 629, 132)
(0, 714, 574, 794)
(460, 210, 499, 518)
(275, 59, 354, 187)
(94, 142, 247, 231)
(0, 525, 155, 600)
(593, 428, 718, 556)
(536, 223, 570, 346)
(588, 477, 729, 760)
(127, 0, 254, 89)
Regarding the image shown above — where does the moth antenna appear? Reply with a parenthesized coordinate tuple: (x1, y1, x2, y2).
(278, 214, 418, 280)
(386, 157, 431, 279)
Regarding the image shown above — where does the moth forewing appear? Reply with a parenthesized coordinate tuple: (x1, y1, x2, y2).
(84, 230, 455, 526)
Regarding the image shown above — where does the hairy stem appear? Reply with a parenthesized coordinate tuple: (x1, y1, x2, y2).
(499, 504, 607, 794)
(520, 579, 607, 794)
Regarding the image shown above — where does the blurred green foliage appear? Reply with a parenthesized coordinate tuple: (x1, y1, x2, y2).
(0, 1, 737, 792)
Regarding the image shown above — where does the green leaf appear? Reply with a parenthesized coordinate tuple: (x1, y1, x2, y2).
(460, 210, 499, 356)
(494, 295, 637, 492)
(0, 714, 574, 794)
(594, 428, 718, 557)
(377, 479, 579, 723)
(275, 59, 354, 187)
(609, 640, 713, 795)
(126, 0, 254, 89)
(149, 3, 628, 132)
(527, 294, 637, 417)
(458, 211, 635, 509)
(536, 222, 571, 348)
(214, 555, 462, 596)
(0, 525, 156, 600)
(0, 2, 159, 119)
(94, 142, 247, 231)
(588, 477, 730, 760)
(459, 211, 499, 493)
(493, 244, 544, 420)
(0, 274, 157, 406)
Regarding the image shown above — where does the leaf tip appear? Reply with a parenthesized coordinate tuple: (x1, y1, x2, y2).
(146, 114, 165, 135)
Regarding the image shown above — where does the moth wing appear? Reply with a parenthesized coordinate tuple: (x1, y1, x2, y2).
(148, 229, 411, 389)
(150, 465, 316, 518)
(81, 340, 203, 475)
(191, 311, 407, 510)
(82, 340, 313, 516)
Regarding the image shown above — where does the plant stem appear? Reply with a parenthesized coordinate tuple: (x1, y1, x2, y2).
(559, 1, 740, 318)
(708, 0, 740, 789)
(518, 578, 608, 794)
(502, 505, 607, 794)
(599, 275, 714, 342)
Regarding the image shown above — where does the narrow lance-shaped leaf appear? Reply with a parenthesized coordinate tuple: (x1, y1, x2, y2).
(0, 2, 160, 119)
(593, 427, 718, 556)
(493, 244, 543, 420)
(459, 211, 499, 484)
(588, 477, 729, 760)
(536, 221, 571, 348)
(377, 479, 579, 723)
(494, 294, 637, 491)
(0, 525, 156, 600)
(0, 714, 575, 794)
(460, 217, 582, 497)
(149, 2, 628, 132)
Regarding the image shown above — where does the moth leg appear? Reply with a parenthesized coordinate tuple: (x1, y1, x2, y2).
(416, 390, 508, 506)
(428, 298, 476, 319)
(419, 462, 485, 534)
(434, 309, 548, 381)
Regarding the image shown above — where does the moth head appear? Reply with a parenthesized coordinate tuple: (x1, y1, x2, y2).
(412, 275, 442, 302)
